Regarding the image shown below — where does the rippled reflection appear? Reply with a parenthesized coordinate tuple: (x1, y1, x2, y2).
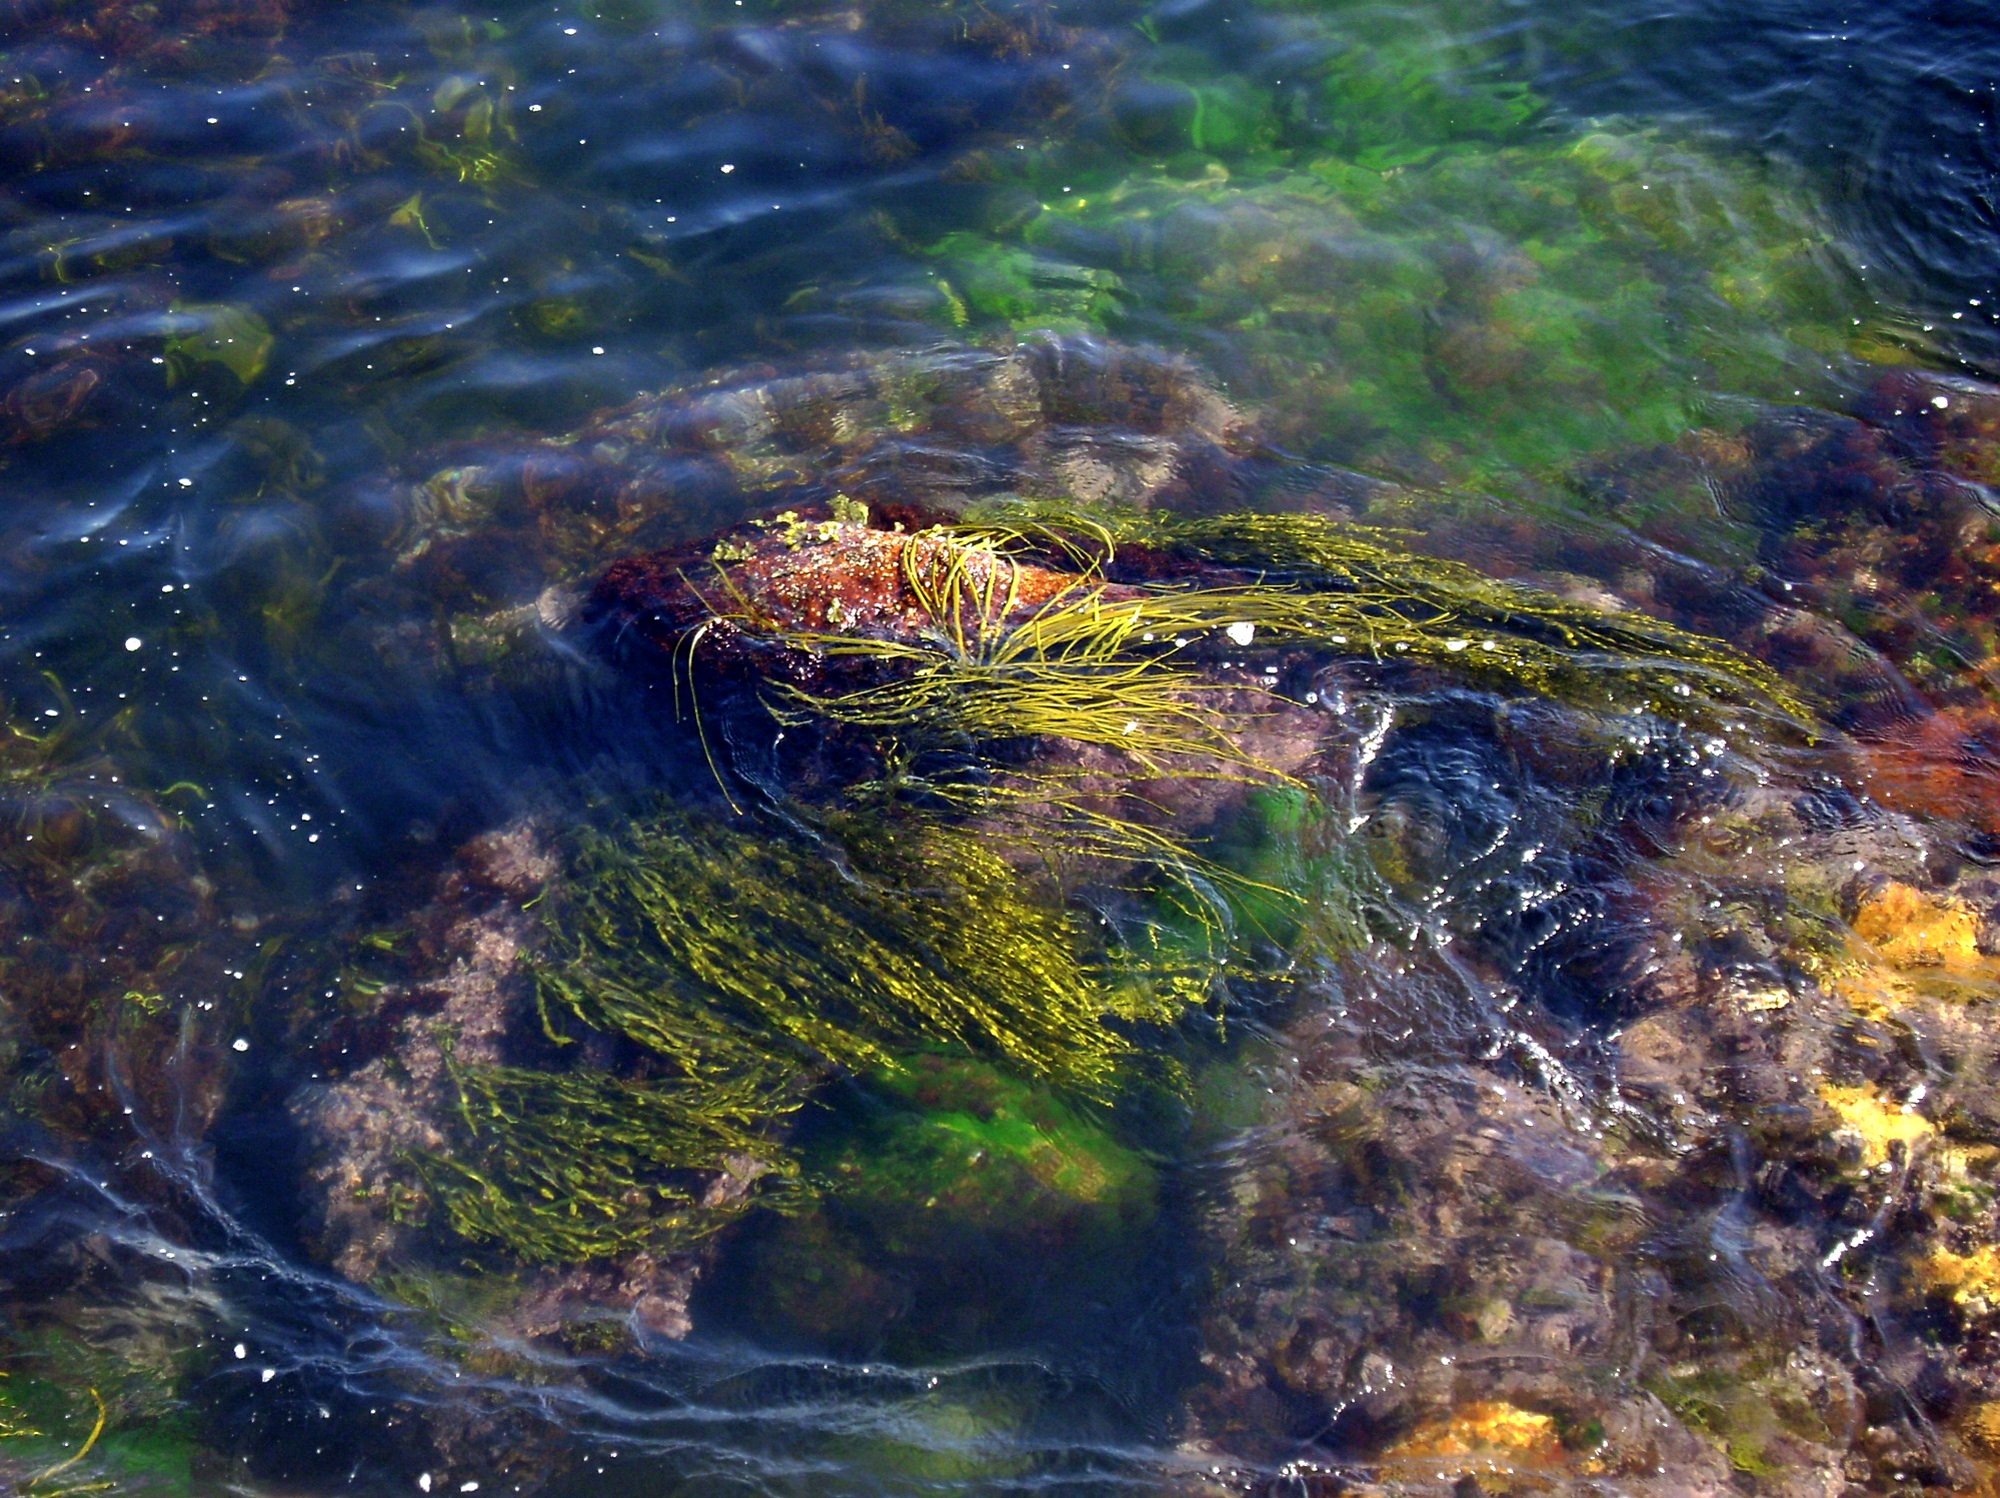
(3, 0, 2000, 1493)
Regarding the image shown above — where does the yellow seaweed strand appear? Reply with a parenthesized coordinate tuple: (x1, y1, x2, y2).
(25, 1386, 105, 1493)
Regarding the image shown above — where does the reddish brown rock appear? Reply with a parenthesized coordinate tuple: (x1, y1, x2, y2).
(1, 354, 108, 444)
(1852, 703, 2000, 843)
(588, 514, 1140, 685)
(4, 0, 293, 71)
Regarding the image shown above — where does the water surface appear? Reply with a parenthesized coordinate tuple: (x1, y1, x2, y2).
(4, 1, 2000, 1493)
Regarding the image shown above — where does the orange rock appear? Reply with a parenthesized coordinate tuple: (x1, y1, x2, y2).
(1382, 1401, 1564, 1472)
(1851, 881, 1983, 971)
(1962, 1398, 2000, 1453)
(1920, 1246, 2000, 1312)
(1819, 1083, 1933, 1167)
(1828, 880, 2000, 1020)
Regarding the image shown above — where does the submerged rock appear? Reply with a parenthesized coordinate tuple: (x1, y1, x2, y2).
(588, 511, 1139, 689)
(1172, 700, 2000, 1491)
(288, 819, 747, 1345)
(373, 336, 1248, 609)
(254, 318, 2000, 1491)
(708, 1054, 1161, 1359)
(289, 824, 545, 1286)
(0, 716, 237, 1183)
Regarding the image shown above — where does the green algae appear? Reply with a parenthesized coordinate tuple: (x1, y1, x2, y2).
(532, 810, 1176, 1092)
(427, 807, 1192, 1263)
(720, 1053, 1159, 1354)
(841, 1053, 1159, 1243)
(913, 2, 1868, 495)
(924, 234, 1122, 332)
(819, 1387, 1037, 1488)
(0, 1334, 200, 1496)
(1644, 1362, 1836, 1479)
(426, 1058, 795, 1263)
(1200, 784, 1379, 957)
(1033, 147, 1849, 482)
(777, 506, 1806, 763)
(161, 302, 272, 387)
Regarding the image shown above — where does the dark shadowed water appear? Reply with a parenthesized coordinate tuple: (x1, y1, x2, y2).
(3, 1, 2000, 1494)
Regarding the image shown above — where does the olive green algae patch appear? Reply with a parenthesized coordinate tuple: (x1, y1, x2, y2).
(917, 0, 1875, 492)
(710, 1054, 1161, 1357)
(531, 810, 1178, 1093)
(952, 500, 1807, 724)
(0, 1340, 201, 1496)
(161, 301, 273, 388)
(423, 808, 1192, 1265)
(839, 1054, 1159, 1245)
(428, 1061, 792, 1265)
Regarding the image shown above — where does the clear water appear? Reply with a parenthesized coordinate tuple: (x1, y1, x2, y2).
(3, 1, 2000, 1493)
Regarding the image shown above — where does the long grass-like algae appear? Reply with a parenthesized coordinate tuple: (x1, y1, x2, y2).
(991, 499, 1807, 707)
(427, 807, 1195, 1262)
(754, 508, 1807, 772)
(428, 1057, 795, 1264)
(436, 500, 1807, 1266)
(531, 810, 1180, 1092)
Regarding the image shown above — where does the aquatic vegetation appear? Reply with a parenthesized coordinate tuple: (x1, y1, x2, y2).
(839, 1053, 1160, 1245)
(426, 806, 1189, 1264)
(0, 1376, 113, 1497)
(1921, 1246, 2000, 1314)
(581, 501, 1804, 1095)
(161, 302, 273, 388)
(923, 233, 1123, 332)
(531, 809, 1178, 1093)
(4, 0, 2000, 1486)
(0, 1330, 201, 1496)
(1850, 881, 1984, 971)
(594, 504, 1801, 871)
(414, 73, 522, 187)
(815, 1385, 1039, 1488)
(962, 499, 1807, 717)
(714, 1053, 1160, 1355)
(1643, 1362, 1837, 1480)
(914, 2, 1871, 496)
(1821, 877, 2000, 1021)
(0, 352, 116, 446)
(427, 1059, 792, 1263)
(0, 689, 231, 1161)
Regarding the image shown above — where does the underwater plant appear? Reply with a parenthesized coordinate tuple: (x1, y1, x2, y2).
(532, 810, 1177, 1091)
(596, 502, 1802, 799)
(429, 493, 1806, 1266)
(428, 1057, 791, 1264)
(908, 0, 1880, 499)
(0, 1323, 204, 1496)
(716, 1051, 1162, 1358)
(424, 804, 1194, 1262)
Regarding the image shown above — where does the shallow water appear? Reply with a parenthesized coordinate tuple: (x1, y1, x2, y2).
(5, 1, 2000, 1494)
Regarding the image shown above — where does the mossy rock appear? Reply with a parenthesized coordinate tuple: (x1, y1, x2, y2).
(0, 1352, 200, 1495)
(714, 1054, 1159, 1355)
(832, 1054, 1158, 1249)
(821, 1385, 1039, 1487)
(914, 0, 1867, 495)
